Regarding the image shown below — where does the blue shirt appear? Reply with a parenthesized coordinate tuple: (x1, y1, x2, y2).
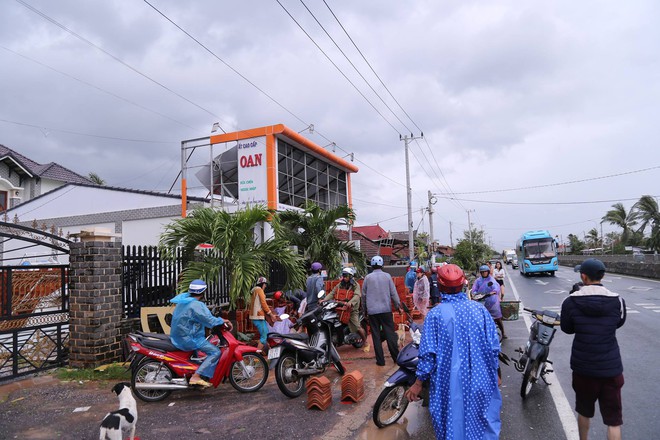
(417, 292, 501, 439)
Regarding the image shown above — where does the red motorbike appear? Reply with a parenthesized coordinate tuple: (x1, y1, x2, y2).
(125, 325, 268, 402)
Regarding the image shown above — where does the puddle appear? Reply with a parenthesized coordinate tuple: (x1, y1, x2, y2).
(356, 401, 432, 439)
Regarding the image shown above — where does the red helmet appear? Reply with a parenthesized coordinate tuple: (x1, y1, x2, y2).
(273, 291, 283, 301)
(437, 264, 466, 293)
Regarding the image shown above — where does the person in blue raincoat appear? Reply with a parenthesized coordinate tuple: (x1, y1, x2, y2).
(405, 264, 416, 294)
(405, 264, 501, 439)
(170, 279, 231, 388)
(471, 264, 506, 339)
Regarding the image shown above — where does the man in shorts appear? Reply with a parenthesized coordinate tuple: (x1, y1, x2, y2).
(561, 258, 626, 440)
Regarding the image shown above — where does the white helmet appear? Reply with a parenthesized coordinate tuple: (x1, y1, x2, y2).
(341, 267, 355, 277)
(371, 255, 384, 266)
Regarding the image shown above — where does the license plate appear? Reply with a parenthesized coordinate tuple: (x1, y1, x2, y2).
(268, 346, 282, 360)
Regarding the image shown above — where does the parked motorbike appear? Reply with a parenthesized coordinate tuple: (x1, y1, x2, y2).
(372, 308, 428, 428)
(125, 324, 268, 402)
(322, 300, 368, 349)
(266, 290, 346, 398)
(512, 307, 561, 399)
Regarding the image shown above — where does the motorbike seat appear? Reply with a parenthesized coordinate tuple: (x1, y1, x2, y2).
(136, 330, 169, 340)
(279, 332, 309, 341)
(138, 335, 179, 352)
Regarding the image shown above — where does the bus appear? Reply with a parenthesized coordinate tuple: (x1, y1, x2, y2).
(515, 230, 559, 276)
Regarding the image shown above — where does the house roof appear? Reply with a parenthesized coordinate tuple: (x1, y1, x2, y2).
(0, 144, 94, 184)
(351, 225, 389, 241)
(6, 181, 209, 215)
(335, 229, 381, 258)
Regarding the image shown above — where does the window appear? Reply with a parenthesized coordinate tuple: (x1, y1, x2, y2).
(0, 191, 7, 212)
(277, 139, 348, 209)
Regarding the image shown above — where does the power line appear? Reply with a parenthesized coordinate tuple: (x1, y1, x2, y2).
(298, 0, 414, 134)
(321, 0, 462, 207)
(15, 0, 227, 133)
(0, 45, 195, 130)
(274, 0, 401, 135)
(435, 165, 660, 195)
(0, 117, 174, 144)
(435, 194, 658, 205)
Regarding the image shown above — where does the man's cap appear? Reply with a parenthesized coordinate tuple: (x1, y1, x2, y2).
(574, 258, 606, 278)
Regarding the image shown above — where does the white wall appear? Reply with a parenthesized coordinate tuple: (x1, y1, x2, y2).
(122, 217, 179, 246)
(39, 178, 65, 195)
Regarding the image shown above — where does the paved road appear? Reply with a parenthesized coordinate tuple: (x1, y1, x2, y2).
(505, 264, 660, 440)
(360, 264, 660, 439)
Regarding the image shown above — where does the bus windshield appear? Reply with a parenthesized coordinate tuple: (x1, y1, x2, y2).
(523, 239, 555, 259)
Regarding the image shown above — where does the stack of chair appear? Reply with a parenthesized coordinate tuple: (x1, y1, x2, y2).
(341, 370, 365, 403)
(306, 376, 332, 410)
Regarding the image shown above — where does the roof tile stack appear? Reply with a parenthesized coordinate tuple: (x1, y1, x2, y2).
(341, 370, 365, 403)
(306, 376, 332, 410)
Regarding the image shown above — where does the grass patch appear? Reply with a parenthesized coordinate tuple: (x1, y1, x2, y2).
(55, 363, 130, 382)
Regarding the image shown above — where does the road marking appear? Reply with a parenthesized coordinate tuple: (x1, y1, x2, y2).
(654, 310, 660, 313)
(628, 286, 653, 291)
(535, 280, 549, 286)
(643, 306, 660, 309)
(635, 303, 655, 306)
(546, 289, 566, 295)
(627, 310, 640, 314)
(601, 279, 613, 283)
(508, 275, 579, 440)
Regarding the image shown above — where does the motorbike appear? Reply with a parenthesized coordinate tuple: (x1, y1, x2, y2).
(512, 307, 561, 399)
(125, 324, 268, 402)
(329, 302, 368, 349)
(372, 307, 428, 428)
(471, 283, 503, 342)
(266, 290, 346, 398)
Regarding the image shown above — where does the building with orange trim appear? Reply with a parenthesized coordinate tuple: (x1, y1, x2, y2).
(183, 124, 358, 215)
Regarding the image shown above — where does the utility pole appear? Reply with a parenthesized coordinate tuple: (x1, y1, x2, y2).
(401, 133, 423, 263)
(449, 221, 454, 248)
(427, 191, 437, 253)
(467, 209, 475, 266)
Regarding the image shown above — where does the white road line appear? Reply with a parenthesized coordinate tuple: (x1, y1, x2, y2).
(508, 273, 579, 440)
(627, 310, 641, 314)
(654, 310, 660, 313)
(635, 303, 655, 306)
(642, 306, 660, 309)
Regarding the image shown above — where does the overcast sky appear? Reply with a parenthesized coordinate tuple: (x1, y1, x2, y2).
(1, 0, 658, 251)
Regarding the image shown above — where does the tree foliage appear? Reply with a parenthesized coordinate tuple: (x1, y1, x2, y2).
(451, 228, 493, 272)
(275, 202, 366, 278)
(159, 206, 306, 308)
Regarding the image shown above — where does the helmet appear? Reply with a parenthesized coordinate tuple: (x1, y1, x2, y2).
(256, 276, 268, 286)
(437, 264, 465, 293)
(189, 279, 207, 295)
(371, 255, 384, 266)
(273, 291, 283, 301)
(416, 266, 425, 273)
(479, 264, 490, 273)
(341, 267, 355, 277)
(311, 262, 323, 272)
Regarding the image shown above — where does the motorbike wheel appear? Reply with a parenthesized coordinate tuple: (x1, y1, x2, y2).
(520, 359, 540, 399)
(275, 352, 307, 398)
(131, 360, 173, 402)
(229, 353, 268, 393)
(373, 385, 410, 428)
(351, 338, 365, 349)
(333, 360, 346, 375)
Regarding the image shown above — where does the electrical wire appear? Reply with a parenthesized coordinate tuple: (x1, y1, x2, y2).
(435, 165, 660, 195)
(0, 117, 174, 144)
(298, 0, 414, 134)
(435, 194, 658, 205)
(1, 45, 195, 130)
(274, 0, 401, 135)
(14, 0, 227, 133)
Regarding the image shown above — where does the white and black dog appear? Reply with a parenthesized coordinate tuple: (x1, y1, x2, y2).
(99, 382, 138, 440)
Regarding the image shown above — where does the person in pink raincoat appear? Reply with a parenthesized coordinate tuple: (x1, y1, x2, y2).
(413, 266, 430, 316)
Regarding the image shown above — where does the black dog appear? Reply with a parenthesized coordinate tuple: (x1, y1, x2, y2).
(99, 382, 137, 440)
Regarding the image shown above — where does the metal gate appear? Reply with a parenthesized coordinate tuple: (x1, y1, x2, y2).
(0, 221, 70, 381)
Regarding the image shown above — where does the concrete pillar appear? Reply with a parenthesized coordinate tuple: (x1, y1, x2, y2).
(68, 229, 122, 368)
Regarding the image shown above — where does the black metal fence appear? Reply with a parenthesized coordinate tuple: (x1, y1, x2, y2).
(121, 246, 290, 318)
(0, 265, 69, 381)
(121, 246, 231, 318)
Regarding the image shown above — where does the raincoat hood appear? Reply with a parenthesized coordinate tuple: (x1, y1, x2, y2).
(569, 284, 622, 318)
(171, 292, 196, 304)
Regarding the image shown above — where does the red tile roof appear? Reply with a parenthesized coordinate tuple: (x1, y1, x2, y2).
(351, 225, 389, 241)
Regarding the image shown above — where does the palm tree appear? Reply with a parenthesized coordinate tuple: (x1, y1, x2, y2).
(601, 203, 637, 245)
(275, 202, 366, 278)
(88, 172, 105, 185)
(585, 228, 599, 249)
(633, 195, 660, 251)
(159, 206, 306, 307)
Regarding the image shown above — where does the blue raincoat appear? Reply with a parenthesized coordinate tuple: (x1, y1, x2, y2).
(471, 275, 502, 319)
(170, 293, 225, 351)
(416, 291, 501, 439)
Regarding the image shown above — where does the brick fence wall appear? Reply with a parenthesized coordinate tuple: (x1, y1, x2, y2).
(68, 240, 123, 368)
(559, 255, 660, 280)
